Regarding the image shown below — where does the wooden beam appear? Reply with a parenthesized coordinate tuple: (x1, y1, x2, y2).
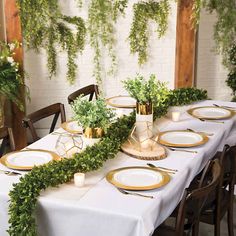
(175, 0, 197, 88)
(4, 0, 27, 149)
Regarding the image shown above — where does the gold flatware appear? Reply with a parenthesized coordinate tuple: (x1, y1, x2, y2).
(0, 169, 22, 176)
(199, 118, 224, 124)
(168, 147, 198, 154)
(213, 104, 236, 110)
(147, 163, 178, 173)
(117, 188, 154, 199)
(187, 128, 214, 136)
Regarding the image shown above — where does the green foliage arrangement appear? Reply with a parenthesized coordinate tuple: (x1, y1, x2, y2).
(71, 97, 115, 129)
(16, 0, 86, 84)
(123, 74, 169, 104)
(87, 0, 128, 85)
(129, 0, 170, 65)
(225, 44, 236, 101)
(0, 41, 26, 110)
(168, 87, 208, 106)
(7, 87, 208, 235)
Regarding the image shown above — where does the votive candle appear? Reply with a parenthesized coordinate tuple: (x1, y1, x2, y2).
(74, 173, 85, 187)
(171, 111, 181, 122)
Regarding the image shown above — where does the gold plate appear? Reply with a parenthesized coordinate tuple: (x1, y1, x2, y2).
(0, 149, 61, 170)
(158, 130, 208, 148)
(106, 166, 170, 191)
(61, 120, 83, 134)
(187, 106, 234, 120)
(106, 95, 136, 109)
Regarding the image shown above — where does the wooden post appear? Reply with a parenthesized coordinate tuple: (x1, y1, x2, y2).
(175, 0, 197, 88)
(4, 0, 27, 149)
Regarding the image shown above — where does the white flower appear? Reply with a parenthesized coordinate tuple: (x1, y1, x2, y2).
(9, 43, 15, 51)
(7, 57, 14, 64)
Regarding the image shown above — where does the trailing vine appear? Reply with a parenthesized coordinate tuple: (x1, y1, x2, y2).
(8, 88, 208, 236)
(87, 0, 127, 86)
(17, 0, 86, 84)
(129, 0, 170, 65)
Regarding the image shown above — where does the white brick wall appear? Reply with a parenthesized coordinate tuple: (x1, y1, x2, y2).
(24, 1, 177, 136)
(196, 9, 232, 101)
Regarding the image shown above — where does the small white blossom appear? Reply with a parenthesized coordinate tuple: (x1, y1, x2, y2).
(7, 57, 14, 64)
(9, 43, 15, 51)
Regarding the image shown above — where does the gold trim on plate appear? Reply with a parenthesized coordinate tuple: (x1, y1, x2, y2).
(0, 149, 61, 170)
(106, 95, 136, 109)
(158, 130, 209, 148)
(187, 106, 235, 120)
(61, 120, 83, 134)
(106, 166, 170, 191)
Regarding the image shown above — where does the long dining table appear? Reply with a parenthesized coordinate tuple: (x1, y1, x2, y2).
(1, 100, 236, 236)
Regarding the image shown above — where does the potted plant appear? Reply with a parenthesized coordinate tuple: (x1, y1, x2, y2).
(71, 97, 115, 147)
(123, 74, 169, 123)
(0, 41, 26, 126)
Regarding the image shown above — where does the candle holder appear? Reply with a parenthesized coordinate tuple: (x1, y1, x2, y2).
(74, 173, 85, 187)
(171, 111, 181, 122)
(55, 132, 83, 158)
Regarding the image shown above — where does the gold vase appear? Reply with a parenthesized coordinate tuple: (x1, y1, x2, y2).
(136, 102, 153, 115)
(83, 127, 104, 139)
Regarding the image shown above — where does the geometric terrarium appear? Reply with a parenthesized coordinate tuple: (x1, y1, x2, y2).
(55, 133, 83, 158)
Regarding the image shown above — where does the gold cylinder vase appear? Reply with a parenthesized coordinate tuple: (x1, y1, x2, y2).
(83, 127, 104, 139)
(136, 102, 153, 115)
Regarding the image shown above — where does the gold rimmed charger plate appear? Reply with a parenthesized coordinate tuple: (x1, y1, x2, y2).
(187, 106, 234, 120)
(106, 166, 170, 191)
(106, 95, 136, 109)
(61, 120, 83, 134)
(158, 130, 208, 148)
(0, 149, 61, 170)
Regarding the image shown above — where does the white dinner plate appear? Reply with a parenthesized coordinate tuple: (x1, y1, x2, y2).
(106, 167, 170, 190)
(61, 121, 83, 134)
(187, 106, 234, 120)
(106, 96, 136, 108)
(158, 131, 208, 147)
(0, 150, 61, 170)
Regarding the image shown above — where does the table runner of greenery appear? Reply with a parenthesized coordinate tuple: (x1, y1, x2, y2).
(7, 88, 207, 235)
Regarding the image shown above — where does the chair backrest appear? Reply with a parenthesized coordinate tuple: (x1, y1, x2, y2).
(22, 103, 66, 142)
(68, 84, 99, 104)
(0, 127, 15, 157)
(175, 159, 221, 235)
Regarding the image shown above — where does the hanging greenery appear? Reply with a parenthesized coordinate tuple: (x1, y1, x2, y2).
(129, 0, 170, 65)
(16, 0, 86, 84)
(87, 0, 128, 86)
(7, 88, 208, 236)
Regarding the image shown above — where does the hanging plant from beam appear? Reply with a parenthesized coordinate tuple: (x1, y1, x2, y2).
(129, 0, 170, 65)
(16, 0, 86, 84)
(86, 0, 128, 86)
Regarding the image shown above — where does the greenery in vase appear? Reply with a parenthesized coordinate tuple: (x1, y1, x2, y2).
(16, 0, 86, 84)
(8, 87, 208, 235)
(123, 74, 170, 105)
(0, 41, 27, 110)
(87, 0, 128, 86)
(71, 97, 115, 130)
(129, 0, 170, 65)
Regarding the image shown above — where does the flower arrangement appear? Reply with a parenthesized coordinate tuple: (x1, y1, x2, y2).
(71, 97, 115, 131)
(122, 74, 170, 106)
(0, 40, 25, 110)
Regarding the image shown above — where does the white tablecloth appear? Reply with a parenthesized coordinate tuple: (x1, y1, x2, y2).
(1, 100, 236, 236)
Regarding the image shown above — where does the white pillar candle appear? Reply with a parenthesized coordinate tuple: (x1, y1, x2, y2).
(74, 173, 85, 187)
(171, 111, 181, 122)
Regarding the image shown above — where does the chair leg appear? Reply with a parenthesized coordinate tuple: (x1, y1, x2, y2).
(214, 222, 220, 236)
(227, 206, 234, 236)
(192, 221, 199, 236)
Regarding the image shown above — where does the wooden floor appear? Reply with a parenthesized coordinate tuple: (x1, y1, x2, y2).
(199, 197, 236, 236)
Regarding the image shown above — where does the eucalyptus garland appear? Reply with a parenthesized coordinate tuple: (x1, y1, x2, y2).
(129, 0, 170, 65)
(17, 0, 86, 84)
(87, 0, 128, 86)
(7, 88, 208, 235)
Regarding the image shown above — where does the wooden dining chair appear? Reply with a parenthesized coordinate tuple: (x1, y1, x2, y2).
(153, 159, 221, 236)
(0, 127, 15, 157)
(197, 144, 236, 236)
(22, 103, 66, 142)
(67, 84, 99, 104)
